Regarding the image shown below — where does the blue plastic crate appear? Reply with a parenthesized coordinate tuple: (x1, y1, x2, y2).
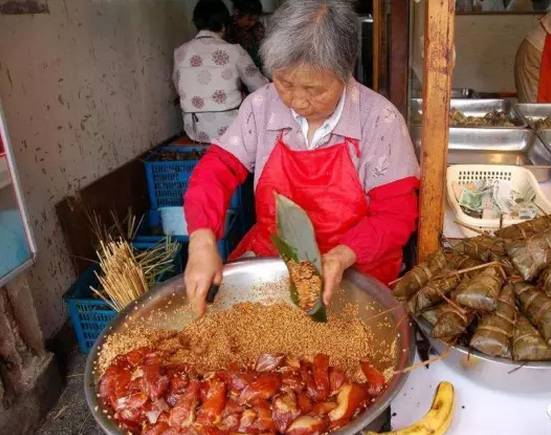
(144, 145, 241, 210)
(64, 266, 115, 354)
(64, 244, 182, 353)
(133, 209, 240, 260)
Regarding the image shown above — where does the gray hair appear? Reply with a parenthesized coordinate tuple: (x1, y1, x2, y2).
(260, 0, 359, 81)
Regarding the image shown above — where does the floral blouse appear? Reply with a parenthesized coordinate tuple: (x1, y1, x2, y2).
(173, 30, 268, 142)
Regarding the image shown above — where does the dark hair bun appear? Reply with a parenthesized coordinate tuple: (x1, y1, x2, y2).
(193, 0, 231, 32)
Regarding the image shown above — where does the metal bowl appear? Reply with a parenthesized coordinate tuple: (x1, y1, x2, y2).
(84, 258, 415, 434)
(416, 317, 551, 394)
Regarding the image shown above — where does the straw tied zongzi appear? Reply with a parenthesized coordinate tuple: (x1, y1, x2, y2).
(514, 283, 551, 345)
(470, 284, 516, 358)
(513, 315, 551, 361)
(506, 229, 551, 281)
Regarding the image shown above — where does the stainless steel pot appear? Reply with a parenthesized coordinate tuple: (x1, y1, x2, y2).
(84, 258, 415, 434)
(416, 317, 551, 394)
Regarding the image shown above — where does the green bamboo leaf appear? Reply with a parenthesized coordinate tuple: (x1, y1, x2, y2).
(276, 194, 322, 271)
(273, 194, 326, 322)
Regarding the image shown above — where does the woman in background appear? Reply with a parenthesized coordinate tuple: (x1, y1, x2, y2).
(173, 0, 267, 143)
(226, 0, 265, 69)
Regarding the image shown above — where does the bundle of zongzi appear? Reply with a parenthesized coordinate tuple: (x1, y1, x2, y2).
(506, 229, 551, 281)
(512, 314, 551, 361)
(393, 250, 447, 301)
(470, 284, 516, 358)
(453, 266, 504, 312)
(432, 303, 474, 340)
(514, 282, 551, 344)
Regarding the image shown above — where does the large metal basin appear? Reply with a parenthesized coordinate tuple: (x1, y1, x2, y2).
(416, 317, 551, 394)
(84, 258, 415, 434)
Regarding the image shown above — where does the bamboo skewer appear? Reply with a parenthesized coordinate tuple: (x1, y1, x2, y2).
(453, 220, 486, 235)
(435, 260, 500, 280)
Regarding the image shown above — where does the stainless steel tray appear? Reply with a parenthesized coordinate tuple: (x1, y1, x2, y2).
(84, 258, 415, 435)
(409, 127, 551, 181)
(451, 88, 475, 99)
(416, 317, 551, 394)
(538, 130, 551, 149)
(411, 98, 527, 129)
(447, 128, 551, 182)
(515, 103, 551, 131)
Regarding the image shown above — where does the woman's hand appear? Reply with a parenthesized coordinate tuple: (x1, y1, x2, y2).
(184, 229, 223, 317)
(321, 245, 357, 305)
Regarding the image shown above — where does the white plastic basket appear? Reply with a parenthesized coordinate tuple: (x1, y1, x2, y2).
(446, 164, 551, 237)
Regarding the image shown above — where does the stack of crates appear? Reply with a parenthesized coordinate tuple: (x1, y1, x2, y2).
(140, 144, 246, 262)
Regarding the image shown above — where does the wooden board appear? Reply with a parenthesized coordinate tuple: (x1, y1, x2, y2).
(56, 157, 149, 275)
(417, 0, 455, 262)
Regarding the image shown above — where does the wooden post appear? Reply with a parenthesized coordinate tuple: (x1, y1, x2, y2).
(389, 0, 409, 116)
(417, 0, 455, 262)
(372, 0, 383, 92)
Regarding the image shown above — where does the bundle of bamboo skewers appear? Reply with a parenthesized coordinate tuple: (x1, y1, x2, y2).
(87, 209, 180, 312)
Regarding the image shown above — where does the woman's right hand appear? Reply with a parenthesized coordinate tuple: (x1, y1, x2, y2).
(184, 229, 223, 317)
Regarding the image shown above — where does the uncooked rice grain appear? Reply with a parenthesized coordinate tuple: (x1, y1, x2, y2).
(98, 302, 395, 381)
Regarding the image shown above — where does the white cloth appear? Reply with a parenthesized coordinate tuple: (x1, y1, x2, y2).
(173, 30, 268, 142)
(526, 12, 551, 52)
(290, 90, 346, 149)
(391, 355, 551, 435)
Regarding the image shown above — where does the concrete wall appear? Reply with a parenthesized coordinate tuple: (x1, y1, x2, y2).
(453, 14, 540, 92)
(0, 0, 191, 338)
(410, 8, 542, 93)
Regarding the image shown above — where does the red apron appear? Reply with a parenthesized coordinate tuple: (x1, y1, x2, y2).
(229, 132, 403, 284)
(537, 32, 551, 103)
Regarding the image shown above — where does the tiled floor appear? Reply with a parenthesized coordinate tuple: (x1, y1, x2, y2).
(36, 352, 102, 435)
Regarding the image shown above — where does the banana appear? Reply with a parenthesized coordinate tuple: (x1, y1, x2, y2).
(365, 381, 455, 435)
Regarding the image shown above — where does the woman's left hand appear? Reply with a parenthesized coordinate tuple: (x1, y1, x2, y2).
(321, 245, 357, 305)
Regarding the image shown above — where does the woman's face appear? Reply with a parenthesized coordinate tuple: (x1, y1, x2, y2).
(235, 14, 258, 30)
(273, 65, 346, 125)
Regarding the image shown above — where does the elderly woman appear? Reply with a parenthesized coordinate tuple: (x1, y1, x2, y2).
(184, 0, 419, 315)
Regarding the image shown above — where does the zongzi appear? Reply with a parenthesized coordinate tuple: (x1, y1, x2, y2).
(453, 266, 504, 312)
(408, 257, 481, 314)
(453, 235, 506, 262)
(408, 275, 461, 314)
(512, 314, 551, 361)
(431, 303, 474, 340)
(470, 284, 516, 358)
(495, 215, 551, 241)
(394, 250, 447, 301)
(514, 282, 551, 345)
(420, 304, 447, 326)
(538, 265, 551, 298)
(506, 229, 551, 281)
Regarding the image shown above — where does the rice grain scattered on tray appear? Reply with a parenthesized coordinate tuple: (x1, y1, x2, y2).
(97, 302, 390, 381)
